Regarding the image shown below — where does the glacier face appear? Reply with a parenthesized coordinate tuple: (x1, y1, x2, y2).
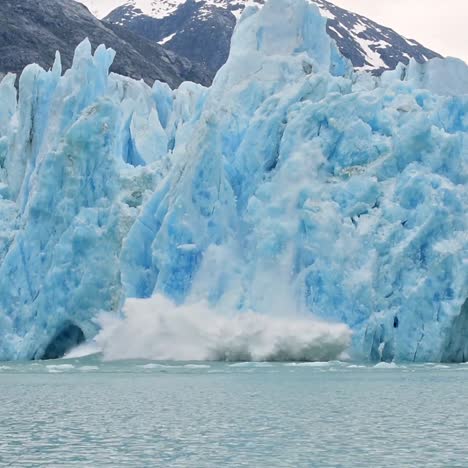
(0, 0, 466, 362)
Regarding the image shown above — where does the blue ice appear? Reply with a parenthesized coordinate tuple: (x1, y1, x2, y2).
(0, 0, 466, 362)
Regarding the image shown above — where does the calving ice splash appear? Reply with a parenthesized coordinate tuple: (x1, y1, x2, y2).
(94, 295, 351, 361)
(0, 0, 466, 362)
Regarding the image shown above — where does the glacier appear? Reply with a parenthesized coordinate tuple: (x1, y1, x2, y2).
(0, 0, 466, 362)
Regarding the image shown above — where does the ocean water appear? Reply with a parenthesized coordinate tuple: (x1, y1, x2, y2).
(1, 358, 468, 467)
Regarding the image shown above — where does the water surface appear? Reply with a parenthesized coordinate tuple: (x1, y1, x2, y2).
(1, 358, 467, 467)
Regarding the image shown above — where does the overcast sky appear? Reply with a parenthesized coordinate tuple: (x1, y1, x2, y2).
(332, 0, 468, 62)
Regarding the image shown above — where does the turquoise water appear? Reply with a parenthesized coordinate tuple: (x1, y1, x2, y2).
(1, 358, 468, 467)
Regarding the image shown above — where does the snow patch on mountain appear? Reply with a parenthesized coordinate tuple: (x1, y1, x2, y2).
(79, 0, 130, 18)
(158, 32, 176, 45)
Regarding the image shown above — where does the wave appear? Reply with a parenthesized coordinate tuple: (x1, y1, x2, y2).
(94, 295, 351, 362)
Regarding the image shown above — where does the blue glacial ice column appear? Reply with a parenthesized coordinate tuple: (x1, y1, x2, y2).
(0, 74, 18, 265)
(121, 0, 468, 362)
(383, 57, 468, 97)
(120, 114, 238, 302)
(120, 0, 347, 303)
(0, 41, 123, 360)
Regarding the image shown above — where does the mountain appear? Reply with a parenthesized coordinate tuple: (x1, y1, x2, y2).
(0, 0, 210, 87)
(0, 0, 466, 362)
(84, 0, 442, 81)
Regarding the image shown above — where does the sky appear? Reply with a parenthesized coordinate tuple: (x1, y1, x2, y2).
(332, 0, 468, 62)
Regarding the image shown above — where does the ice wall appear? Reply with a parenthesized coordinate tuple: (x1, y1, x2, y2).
(0, 0, 466, 361)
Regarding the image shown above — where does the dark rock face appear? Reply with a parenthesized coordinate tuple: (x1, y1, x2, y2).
(105, 0, 237, 78)
(103, 0, 442, 81)
(0, 0, 211, 87)
(313, 0, 441, 74)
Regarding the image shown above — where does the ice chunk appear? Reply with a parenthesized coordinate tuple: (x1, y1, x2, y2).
(383, 57, 468, 96)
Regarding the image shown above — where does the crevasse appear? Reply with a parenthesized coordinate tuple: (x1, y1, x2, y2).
(0, 0, 466, 362)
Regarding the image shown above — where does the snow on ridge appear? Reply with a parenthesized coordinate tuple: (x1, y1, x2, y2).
(329, 26, 343, 39)
(117, 0, 189, 20)
(78, 0, 132, 18)
(75, 0, 385, 36)
(354, 36, 388, 71)
(351, 21, 367, 35)
(158, 32, 177, 45)
(79, 0, 190, 20)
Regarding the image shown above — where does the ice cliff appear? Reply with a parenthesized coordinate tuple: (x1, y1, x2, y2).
(0, 0, 466, 362)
